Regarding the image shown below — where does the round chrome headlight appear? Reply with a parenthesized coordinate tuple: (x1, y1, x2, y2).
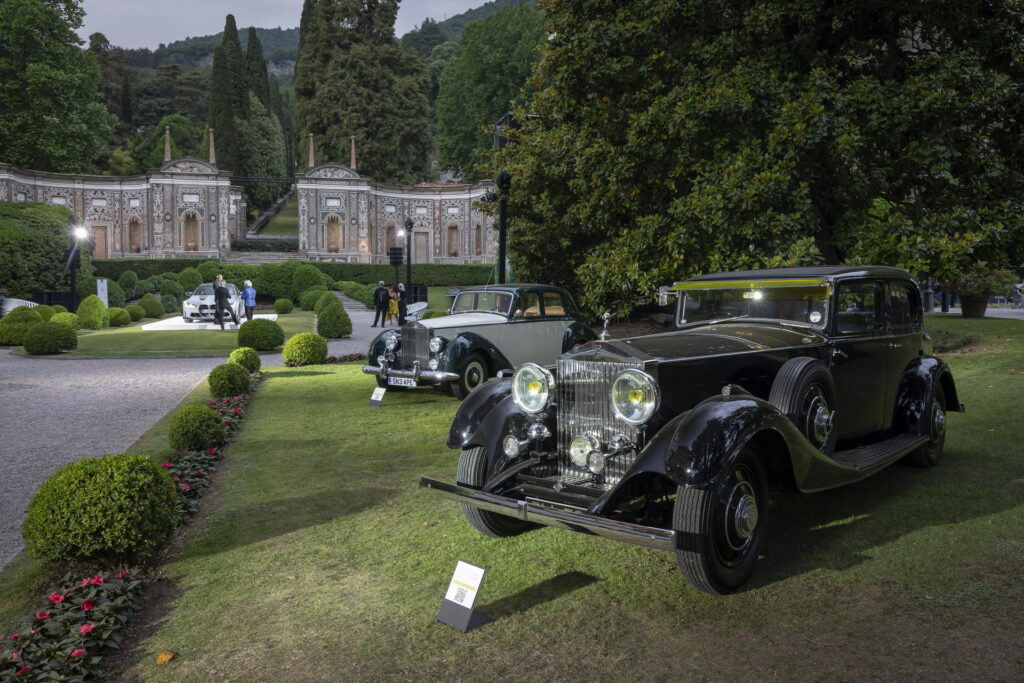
(428, 358, 439, 371)
(385, 334, 399, 351)
(502, 434, 521, 458)
(587, 451, 606, 475)
(429, 336, 446, 353)
(376, 355, 386, 366)
(511, 363, 554, 414)
(569, 434, 599, 467)
(610, 369, 660, 425)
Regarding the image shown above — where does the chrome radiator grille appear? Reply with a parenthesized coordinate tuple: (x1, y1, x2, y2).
(401, 325, 429, 367)
(556, 358, 644, 485)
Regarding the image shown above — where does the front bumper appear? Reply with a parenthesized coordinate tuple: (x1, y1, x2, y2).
(362, 363, 459, 384)
(419, 476, 677, 552)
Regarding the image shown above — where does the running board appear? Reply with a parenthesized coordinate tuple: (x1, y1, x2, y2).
(830, 434, 928, 470)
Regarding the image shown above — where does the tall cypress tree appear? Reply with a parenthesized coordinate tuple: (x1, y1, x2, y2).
(244, 27, 271, 108)
(208, 44, 238, 170)
(222, 15, 248, 118)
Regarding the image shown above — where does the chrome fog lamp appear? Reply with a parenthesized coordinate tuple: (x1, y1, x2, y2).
(429, 336, 447, 353)
(611, 369, 660, 425)
(376, 355, 386, 366)
(526, 422, 551, 441)
(570, 434, 599, 468)
(428, 358, 439, 370)
(587, 451, 606, 474)
(511, 363, 554, 413)
(503, 434, 523, 458)
(385, 334, 399, 351)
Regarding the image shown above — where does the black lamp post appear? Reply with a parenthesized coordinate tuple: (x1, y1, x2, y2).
(495, 170, 511, 284)
(404, 217, 413, 296)
(64, 218, 88, 311)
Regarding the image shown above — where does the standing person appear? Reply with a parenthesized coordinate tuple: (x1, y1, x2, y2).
(372, 280, 389, 327)
(241, 279, 257, 322)
(397, 283, 408, 326)
(213, 274, 238, 330)
(386, 285, 399, 326)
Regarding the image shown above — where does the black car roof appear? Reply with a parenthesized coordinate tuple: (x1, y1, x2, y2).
(458, 284, 568, 293)
(683, 265, 912, 282)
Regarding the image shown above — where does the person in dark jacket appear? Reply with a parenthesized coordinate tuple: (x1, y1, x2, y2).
(213, 274, 238, 330)
(397, 283, 408, 326)
(372, 280, 389, 327)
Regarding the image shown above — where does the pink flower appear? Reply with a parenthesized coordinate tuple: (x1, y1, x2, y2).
(161, 462, 174, 468)
(9, 634, 18, 640)
(70, 648, 86, 658)
(180, 483, 190, 492)
(243, 393, 249, 397)
(208, 448, 217, 455)
(233, 397, 240, 402)
(232, 408, 241, 414)
(48, 593, 64, 604)
(79, 624, 95, 635)
(10, 652, 18, 659)
(81, 599, 94, 612)
(29, 631, 35, 636)
(116, 571, 126, 579)
(196, 470, 205, 477)
(223, 418, 230, 423)
(172, 476, 180, 482)
(81, 577, 92, 587)
(90, 575, 103, 586)
(15, 665, 31, 676)
(36, 611, 50, 619)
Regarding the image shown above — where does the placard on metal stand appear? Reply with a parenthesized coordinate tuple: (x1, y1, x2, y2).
(437, 560, 493, 633)
(369, 386, 386, 407)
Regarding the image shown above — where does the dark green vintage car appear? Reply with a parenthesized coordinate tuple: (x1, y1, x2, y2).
(420, 266, 963, 593)
(362, 284, 596, 399)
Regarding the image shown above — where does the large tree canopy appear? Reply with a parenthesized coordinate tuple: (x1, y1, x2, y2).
(435, 2, 545, 181)
(294, 0, 431, 184)
(496, 0, 1024, 314)
(0, 0, 116, 172)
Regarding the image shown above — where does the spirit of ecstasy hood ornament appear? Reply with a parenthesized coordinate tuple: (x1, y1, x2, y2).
(599, 311, 613, 341)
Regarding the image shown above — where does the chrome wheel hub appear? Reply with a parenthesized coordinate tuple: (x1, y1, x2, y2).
(723, 476, 759, 552)
(734, 494, 758, 539)
(931, 405, 946, 442)
(807, 390, 834, 445)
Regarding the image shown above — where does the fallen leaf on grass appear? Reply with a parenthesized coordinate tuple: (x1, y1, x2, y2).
(155, 651, 176, 664)
(424, 521, 438, 527)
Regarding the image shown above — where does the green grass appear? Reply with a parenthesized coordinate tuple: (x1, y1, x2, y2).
(61, 312, 314, 358)
(260, 197, 298, 236)
(118, 314, 1023, 680)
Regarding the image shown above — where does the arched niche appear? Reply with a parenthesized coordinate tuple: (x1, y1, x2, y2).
(183, 210, 199, 251)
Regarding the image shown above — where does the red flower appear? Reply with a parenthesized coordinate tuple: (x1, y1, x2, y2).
(10, 652, 18, 659)
(15, 665, 31, 676)
(70, 648, 86, 658)
(81, 577, 91, 587)
(81, 599, 94, 612)
(180, 483, 190, 492)
(116, 571, 126, 579)
(222, 418, 230, 423)
(208, 449, 217, 455)
(172, 476, 180, 482)
(161, 462, 174, 468)
(79, 624, 95, 635)
(243, 393, 249, 397)
(232, 408, 241, 414)
(233, 397, 240, 402)
(196, 470, 205, 477)
(48, 593, 64, 604)
(36, 611, 50, 619)
(9, 634, 18, 640)
(90, 575, 104, 586)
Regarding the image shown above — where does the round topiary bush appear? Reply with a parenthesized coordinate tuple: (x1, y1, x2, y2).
(21, 453, 178, 567)
(0, 306, 43, 345)
(169, 404, 228, 451)
(229, 346, 261, 374)
(105, 279, 126, 309)
(159, 278, 184, 299)
(76, 294, 107, 330)
(136, 278, 156, 296)
(299, 287, 328, 311)
(315, 293, 352, 339)
(23, 320, 78, 354)
(50, 311, 80, 330)
(51, 304, 68, 314)
(177, 267, 203, 293)
(237, 318, 285, 350)
(274, 298, 294, 314)
(117, 270, 139, 299)
(108, 307, 131, 327)
(208, 362, 251, 398)
(197, 259, 220, 282)
(33, 304, 55, 321)
(139, 292, 163, 318)
(161, 293, 180, 314)
(126, 304, 146, 321)
(291, 264, 325, 301)
(283, 331, 328, 365)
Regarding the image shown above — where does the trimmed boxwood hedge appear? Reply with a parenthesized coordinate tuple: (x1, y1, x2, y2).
(139, 292, 163, 318)
(315, 292, 352, 338)
(33, 304, 55, 321)
(108, 307, 131, 327)
(0, 306, 43, 345)
(126, 304, 146, 321)
(283, 332, 328, 365)
(299, 287, 328, 311)
(161, 293, 180, 314)
(51, 311, 80, 330)
(117, 270, 139, 298)
(237, 318, 284, 350)
(274, 298, 293, 314)
(23, 320, 78, 354)
(21, 453, 178, 566)
(228, 347, 261, 373)
(177, 267, 203, 292)
(91, 258, 208, 280)
(208, 362, 251, 398)
(169, 405, 228, 451)
(77, 295, 109, 330)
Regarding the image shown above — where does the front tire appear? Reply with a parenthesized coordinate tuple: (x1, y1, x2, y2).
(904, 383, 946, 467)
(451, 352, 488, 400)
(456, 446, 536, 537)
(674, 444, 768, 594)
(769, 357, 838, 455)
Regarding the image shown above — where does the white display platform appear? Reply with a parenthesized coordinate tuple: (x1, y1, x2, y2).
(141, 314, 278, 331)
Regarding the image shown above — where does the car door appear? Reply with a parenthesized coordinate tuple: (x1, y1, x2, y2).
(540, 291, 574, 357)
(882, 279, 924, 426)
(495, 291, 543, 366)
(829, 278, 888, 440)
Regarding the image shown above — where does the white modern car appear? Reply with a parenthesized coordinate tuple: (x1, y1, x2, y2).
(182, 283, 244, 323)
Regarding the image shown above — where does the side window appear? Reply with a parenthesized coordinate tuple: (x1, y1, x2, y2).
(835, 280, 882, 334)
(542, 292, 566, 317)
(888, 280, 922, 332)
(517, 292, 542, 317)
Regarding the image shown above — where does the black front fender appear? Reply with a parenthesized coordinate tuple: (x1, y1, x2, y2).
(443, 332, 514, 375)
(894, 355, 963, 432)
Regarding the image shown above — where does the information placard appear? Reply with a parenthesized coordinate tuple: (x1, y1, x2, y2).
(96, 279, 108, 307)
(444, 561, 485, 609)
(369, 387, 386, 407)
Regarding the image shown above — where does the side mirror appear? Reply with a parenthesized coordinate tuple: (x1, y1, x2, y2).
(513, 309, 524, 318)
(656, 286, 677, 307)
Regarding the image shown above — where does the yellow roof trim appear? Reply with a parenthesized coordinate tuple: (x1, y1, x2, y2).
(674, 278, 827, 291)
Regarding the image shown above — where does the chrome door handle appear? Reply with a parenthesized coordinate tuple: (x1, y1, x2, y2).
(886, 342, 903, 349)
(830, 348, 848, 359)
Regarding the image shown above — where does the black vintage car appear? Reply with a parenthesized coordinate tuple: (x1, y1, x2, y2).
(420, 266, 962, 594)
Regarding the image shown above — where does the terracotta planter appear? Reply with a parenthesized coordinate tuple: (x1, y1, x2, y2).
(959, 294, 988, 318)
(327, 243, 339, 253)
(185, 241, 198, 252)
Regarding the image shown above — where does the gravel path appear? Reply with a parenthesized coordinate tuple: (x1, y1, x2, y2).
(0, 294, 382, 571)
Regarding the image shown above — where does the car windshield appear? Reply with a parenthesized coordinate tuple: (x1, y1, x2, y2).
(192, 284, 235, 296)
(451, 291, 513, 315)
(677, 281, 830, 328)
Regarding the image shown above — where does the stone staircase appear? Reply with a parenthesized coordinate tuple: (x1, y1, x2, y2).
(221, 252, 308, 264)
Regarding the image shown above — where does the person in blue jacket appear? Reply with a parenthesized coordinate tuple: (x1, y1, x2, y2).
(241, 280, 257, 322)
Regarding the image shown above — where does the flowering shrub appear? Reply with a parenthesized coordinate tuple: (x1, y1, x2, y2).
(208, 393, 251, 431)
(162, 448, 223, 519)
(954, 262, 1017, 297)
(0, 570, 145, 680)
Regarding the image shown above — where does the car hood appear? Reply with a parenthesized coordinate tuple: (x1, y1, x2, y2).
(414, 312, 506, 330)
(185, 293, 237, 303)
(569, 322, 826, 363)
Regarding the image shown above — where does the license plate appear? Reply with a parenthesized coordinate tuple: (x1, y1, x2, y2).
(388, 377, 417, 387)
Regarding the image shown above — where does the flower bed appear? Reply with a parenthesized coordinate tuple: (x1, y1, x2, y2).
(1, 373, 264, 680)
(284, 352, 366, 368)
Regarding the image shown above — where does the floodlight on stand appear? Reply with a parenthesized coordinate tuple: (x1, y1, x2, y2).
(73, 226, 88, 241)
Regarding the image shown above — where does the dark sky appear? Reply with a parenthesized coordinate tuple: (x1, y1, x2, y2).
(77, 0, 487, 49)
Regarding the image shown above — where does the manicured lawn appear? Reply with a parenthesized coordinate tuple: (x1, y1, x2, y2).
(62, 312, 314, 358)
(260, 197, 298, 236)
(118, 314, 1023, 680)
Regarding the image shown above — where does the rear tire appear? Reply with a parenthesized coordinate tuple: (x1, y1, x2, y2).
(769, 357, 838, 455)
(674, 444, 768, 594)
(905, 383, 946, 467)
(456, 446, 536, 537)
(451, 352, 488, 400)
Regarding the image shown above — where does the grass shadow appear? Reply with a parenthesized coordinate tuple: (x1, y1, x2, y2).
(478, 571, 599, 618)
(265, 371, 334, 378)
